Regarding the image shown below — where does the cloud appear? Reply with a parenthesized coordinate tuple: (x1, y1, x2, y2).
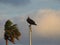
(0, 0, 30, 5)
(8, 9, 60, 45)
(31, 9, 60, 38)
(12, 9, 60, 39)
(0, 9, 60, 45)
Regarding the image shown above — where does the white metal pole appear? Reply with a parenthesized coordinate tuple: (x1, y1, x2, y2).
(29, 25, 32, 45)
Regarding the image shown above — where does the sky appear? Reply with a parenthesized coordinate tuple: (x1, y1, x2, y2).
(0, 0, 60, 20)
(0, 0, 60, 45)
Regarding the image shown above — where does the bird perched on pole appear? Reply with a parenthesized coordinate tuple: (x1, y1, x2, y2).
(26, 16, 37, 25)
(26, 16, 37, 45)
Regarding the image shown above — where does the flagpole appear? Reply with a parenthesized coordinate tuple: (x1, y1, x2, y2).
(29, 25, 32, 45)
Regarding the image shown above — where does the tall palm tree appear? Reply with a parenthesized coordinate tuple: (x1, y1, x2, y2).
(4, 20, 21, 45)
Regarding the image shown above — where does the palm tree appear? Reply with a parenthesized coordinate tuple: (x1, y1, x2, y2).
(4, 20, 21, 45)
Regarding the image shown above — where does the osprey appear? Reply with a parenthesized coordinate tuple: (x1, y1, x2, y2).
(26, 17, 37, 25)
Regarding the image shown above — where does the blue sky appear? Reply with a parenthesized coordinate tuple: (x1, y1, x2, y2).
(0, 0, 60, 45)
(0, 0, 60, 20)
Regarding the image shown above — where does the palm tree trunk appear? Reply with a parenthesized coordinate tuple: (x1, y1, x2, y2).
(6, 39, 8, 45)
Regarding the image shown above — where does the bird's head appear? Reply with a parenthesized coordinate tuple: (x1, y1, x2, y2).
(28, 16, 30, 19)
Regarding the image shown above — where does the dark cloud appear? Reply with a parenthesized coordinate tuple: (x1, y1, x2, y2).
(0, 0, 30, 5)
